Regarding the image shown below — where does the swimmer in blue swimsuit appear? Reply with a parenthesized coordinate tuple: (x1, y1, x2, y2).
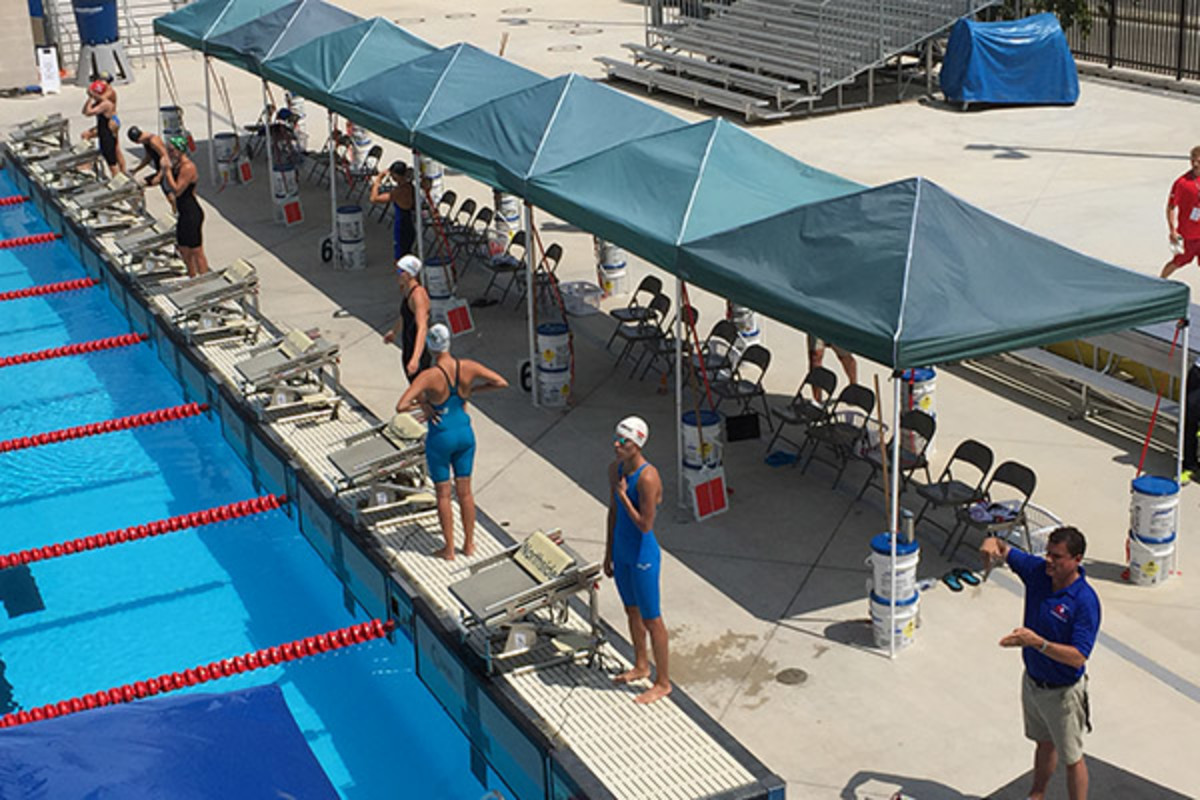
(370, 159, 429, 259)
(396, 324, 508, 560)
(605, 416, 671, 704)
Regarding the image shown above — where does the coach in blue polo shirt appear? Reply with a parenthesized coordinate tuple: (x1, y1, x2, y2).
(981, 527, 1101, 800)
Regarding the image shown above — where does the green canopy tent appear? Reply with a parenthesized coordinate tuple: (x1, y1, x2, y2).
(152, 0, 294, 52)
(204, 0, 360, 72)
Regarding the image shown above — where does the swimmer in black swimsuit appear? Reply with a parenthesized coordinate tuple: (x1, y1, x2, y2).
(80, 80, 125, 176)
(127, 126, 173, 209)
(164, 135, 209, 278)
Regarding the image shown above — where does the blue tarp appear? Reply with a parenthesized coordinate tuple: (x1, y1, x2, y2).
(0, 686, 338, 799)
(941, 13, 1079, 106)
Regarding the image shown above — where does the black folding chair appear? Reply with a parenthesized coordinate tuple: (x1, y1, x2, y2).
(944, 460, 1037, 561)
(612, 293, 670, 374)
(712, 344, 771, 423)
(913, 439, 994, 533)
(765, 366, 838, 454)
(855, 409, 936, 500)
(605, 275, 663, 351)
(799, 383, 876, 489)
(637, 304, 698, 380)
(482, 230, 527, 302)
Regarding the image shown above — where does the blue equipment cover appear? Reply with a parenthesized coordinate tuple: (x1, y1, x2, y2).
(941, 13, 1079, 106)
(0, 685, 338, 799)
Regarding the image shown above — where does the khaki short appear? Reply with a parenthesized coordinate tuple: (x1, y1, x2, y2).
(1022, 672, 1089, 764)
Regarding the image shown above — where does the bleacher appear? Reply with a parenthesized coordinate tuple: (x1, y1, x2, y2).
(597, 0, 1001, 121)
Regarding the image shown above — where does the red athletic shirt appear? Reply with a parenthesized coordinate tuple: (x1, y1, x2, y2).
(1169, 171, 1200, 240)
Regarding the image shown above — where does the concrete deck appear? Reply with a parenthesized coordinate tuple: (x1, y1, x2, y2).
(5, 2, 1199, 797)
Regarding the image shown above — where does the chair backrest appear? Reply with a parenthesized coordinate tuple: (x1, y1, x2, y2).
(453, 197, 477, 226)
(705, 319, 739, 350)
(735, 344, 770, 384)
(987, 460, 1037, 504)
(896, 408, 936, 455)
(800, 366, 838, 402)
(436, 189, 457, 216)
(836, 383, 876, 417)
(472, 206, 494, 231)
(508, 229, 527, 250)
(940, 438, 994, 485)
(645, 292, 671, 326)
(540, 243, 563, 271)
(631, 275, 662, 305)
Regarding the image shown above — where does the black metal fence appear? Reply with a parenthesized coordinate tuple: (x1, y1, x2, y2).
(1059, 0, 1200, 81)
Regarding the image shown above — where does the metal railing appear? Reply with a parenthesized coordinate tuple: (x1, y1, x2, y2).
(1057, 0, 1200, 81)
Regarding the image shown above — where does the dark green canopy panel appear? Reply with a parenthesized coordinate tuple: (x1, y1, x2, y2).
(678, 178, 1189, 368)
(154, 0, 1190, 370)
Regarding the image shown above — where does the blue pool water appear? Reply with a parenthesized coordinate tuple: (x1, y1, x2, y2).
(0, 171, 504, 798)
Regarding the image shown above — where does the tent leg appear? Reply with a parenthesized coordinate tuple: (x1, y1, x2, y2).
(262, 81, 274, 214)
(413, 150, 424, 264)
(154, 39, 160, 124)
(1177, 321, 1189, 573)
(329, 111, 337, 268)
(675, 277, 685, 509)
(205, 56, 215, 186)
(524, 201, 539, 408)
(889, 373, 901, 660)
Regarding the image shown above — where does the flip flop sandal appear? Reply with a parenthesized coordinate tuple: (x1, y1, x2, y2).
(941, 571, 963, 592)
(954, 568, 981, 587)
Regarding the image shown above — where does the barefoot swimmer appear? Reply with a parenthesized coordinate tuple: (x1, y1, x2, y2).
(604, 416, 671, 705)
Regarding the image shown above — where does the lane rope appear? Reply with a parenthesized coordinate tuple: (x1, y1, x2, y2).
(0, 277, 96, 302)
(0, 402, 208, 453)
(0, 332, 146, 368)
(0, 195, 30, 207)
(0, 232, 60, 249)
(0, 494, 287, 570)
(0, 619, 396, 728)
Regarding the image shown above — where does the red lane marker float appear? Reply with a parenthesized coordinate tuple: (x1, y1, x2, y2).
(0, 232, 60, 249)
(0, 332, 147, 368)
(0, 402, 208, 454)
(0, 494, 286, 570)
(0, 276, 97, 303)
(0, 618, 396, 728)
(0, 195, 30, 207)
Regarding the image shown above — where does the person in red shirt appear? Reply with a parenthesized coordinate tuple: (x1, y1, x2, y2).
(1160, 145, 1200, 278)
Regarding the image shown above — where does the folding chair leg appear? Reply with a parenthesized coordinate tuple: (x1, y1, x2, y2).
(942, 520, 966, 558)
(913, 497, 933, 527)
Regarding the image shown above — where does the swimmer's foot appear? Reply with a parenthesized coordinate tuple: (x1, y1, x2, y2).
(635, 683, 672, 705)
(462, 539, 475, 557)
(434, 546, 455, 561)
(613, 667, 650, 685)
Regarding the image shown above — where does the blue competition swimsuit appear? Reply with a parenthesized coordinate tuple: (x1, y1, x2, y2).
(392, 202, 415, 260)
(424, 360, 475, 484)
(612, 462, 662, 620)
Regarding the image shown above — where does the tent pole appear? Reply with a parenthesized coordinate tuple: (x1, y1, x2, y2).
(889, 372, 901, 660)
(328, 111, 337, 267)
(524, 201, 539, 407)
(262, 82, 274, 214)
(675, 277, 684, 509)
(1177, 320, 1189, 573)
(413, 151, 425, 265)
(205, 56, 215, 186)
(154, 40, 161, 125)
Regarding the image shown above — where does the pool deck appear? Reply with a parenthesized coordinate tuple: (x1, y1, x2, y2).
(5, 1, 1200, 797)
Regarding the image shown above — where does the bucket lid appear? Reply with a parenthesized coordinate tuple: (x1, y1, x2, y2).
(336, 205, 361, 214)
(902, 367, 936, 382)
(870, 532, 920, 556)
(1131, 475, 1179, 496)
(214, 131, 236, 140)
(1129, 530, 1177, 546)
(682, 409, 721, 427)
(869, 591, 919, 606)
(537, 322, 569, 336)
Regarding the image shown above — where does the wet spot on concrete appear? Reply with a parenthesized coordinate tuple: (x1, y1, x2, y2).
(669, 626, 777, 698)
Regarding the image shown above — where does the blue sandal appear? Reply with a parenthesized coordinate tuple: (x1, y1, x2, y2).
(941, 571, 963, 592)
(955, 568, 981, 587)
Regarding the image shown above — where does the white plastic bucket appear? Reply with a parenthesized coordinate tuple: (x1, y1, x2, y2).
(428, 293, 453, 326)
(270, 164, 299, 200)
(902, 367, 937, 455)
(599, 262, 629, 298)
(495, 192, 520, 236)
(336, 238, 367, 271)
(423, 255, 453, 297)
(1130, 475, 1179, 541)
(348, 123, 371, 170)
(159, 105, 183, 132)
(867, 533, 920, 601)
(682, 409, 723, 469)
(537, 322, 571, 371)
(536, 366, 570, 407)
(1128, 532, 1175, 586)
(869, 591, 919, 651)
(418, 153, 445, 206)
(288, 93, 308, 151)
(213, 132, 237, 163)
(336, 205, 364, 243)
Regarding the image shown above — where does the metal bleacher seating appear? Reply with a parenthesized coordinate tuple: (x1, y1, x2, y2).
(597, 0, 1000, 121)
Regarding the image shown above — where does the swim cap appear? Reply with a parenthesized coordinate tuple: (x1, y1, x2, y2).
(395, 255, 421, 277)
(88, 80, 108, 95)
(167, 134, 189, 152)
(389, 160, 407, 176)
(427, 323, 451, 353)
(126, 126, 142, 143)
(615, 416, 649, 448)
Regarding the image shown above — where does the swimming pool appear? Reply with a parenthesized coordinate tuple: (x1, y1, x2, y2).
(0, 170, 508, 798)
